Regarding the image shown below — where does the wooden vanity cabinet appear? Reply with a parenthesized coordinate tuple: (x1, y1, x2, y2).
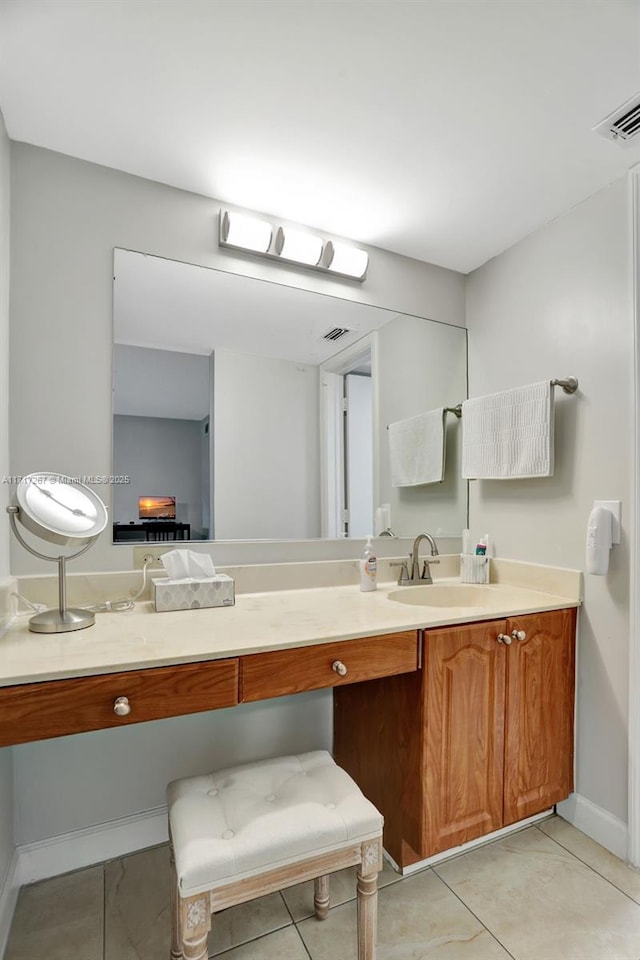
(241, 631, 419, 702)
(423, 620, 506, 855)
(0, 631, 419, 748)
(503, 609, 576, 825)
(334, 608, 576, 867)
(0, 658, 240, 747)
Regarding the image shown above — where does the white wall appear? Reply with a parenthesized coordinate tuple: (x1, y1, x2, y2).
(0, 107, 15, 934)
(466, 178, 631, 829)
(113, 415, 207, 536)
(9, 143, 466, 574)
(213, 349, 321, 540)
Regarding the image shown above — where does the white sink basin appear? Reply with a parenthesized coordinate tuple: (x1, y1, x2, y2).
(387, 584, 490, 608)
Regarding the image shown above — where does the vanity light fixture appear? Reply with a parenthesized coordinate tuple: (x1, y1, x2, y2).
(7, 473, 108, 633)
(325, 241, 369, 280)
(220, 210, 272, 253)
(218, 209, 369, 281)
(275, 227, 324, 266)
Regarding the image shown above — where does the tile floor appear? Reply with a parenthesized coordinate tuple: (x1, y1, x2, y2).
(4, 817, 640, 960)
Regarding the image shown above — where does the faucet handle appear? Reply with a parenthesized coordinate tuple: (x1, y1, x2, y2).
(419, 558, 440, 583)
(390, 560, 410, 584)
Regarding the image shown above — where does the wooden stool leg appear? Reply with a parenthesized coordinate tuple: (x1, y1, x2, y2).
(356, 871, 378, 960)
(180, 895, 212, 960)
(170, 845, 183, 960)
(314, 875, 330, 920)
(356, 839, 382, 960)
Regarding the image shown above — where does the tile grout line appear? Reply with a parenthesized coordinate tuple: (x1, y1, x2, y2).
(534, 823, 640, 908)
(208, 896, 312, 960)
(431, 867, 518, 960)
(293, 922, 314, 960)
(279, 889, 313, 959)
(209, 891, 305, 959)
(279, 889, 298, 928)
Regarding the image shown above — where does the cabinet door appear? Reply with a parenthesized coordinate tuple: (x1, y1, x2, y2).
(503, 609, 576, 825)
(424, 621, 507, 855)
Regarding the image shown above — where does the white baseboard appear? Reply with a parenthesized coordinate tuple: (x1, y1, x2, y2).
(557, 792, 629, 861)
(384, 808, 554, 875)
(16, 804, 168, 887)
(0, 849, 20, 960)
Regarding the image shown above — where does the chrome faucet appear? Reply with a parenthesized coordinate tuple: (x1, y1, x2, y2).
(392, 532, 440, 585)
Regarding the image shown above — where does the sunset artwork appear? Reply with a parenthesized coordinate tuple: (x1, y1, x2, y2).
(138, 496, 176, 519)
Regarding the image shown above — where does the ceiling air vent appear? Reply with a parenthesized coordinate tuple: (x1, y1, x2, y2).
(322, 326, 352, 342)
(594, 93, 640, 146)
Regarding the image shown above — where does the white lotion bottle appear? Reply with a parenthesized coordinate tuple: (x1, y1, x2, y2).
(360, 536, 377, 592)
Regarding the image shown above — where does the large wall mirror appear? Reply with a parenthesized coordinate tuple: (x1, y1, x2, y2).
(112, 249, 467, 544)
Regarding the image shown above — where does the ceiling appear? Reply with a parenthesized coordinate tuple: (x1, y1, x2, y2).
(1, 0, 639, 273)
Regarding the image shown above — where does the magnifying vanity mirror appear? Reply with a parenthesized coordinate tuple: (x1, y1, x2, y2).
(112, 249, 468, 545)
(8, 473, 109, 632)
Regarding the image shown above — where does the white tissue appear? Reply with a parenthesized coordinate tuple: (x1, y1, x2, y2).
(160, 549, 216, 581)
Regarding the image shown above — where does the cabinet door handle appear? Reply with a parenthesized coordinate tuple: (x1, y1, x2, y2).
(332, 660, 348, 677)
(511, 630, 527, 642)
(113, 696, 132, 717)
(496, 633, 512, 645)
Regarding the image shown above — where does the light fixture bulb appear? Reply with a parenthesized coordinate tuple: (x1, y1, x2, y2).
(276, 227, 324, 266)
(221, 211, 272, 253)
(326, 242, 369, 280)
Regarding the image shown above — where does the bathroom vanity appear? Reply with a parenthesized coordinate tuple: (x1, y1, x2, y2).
(0, 565, 580, 867)
(334, 607, 576, 867)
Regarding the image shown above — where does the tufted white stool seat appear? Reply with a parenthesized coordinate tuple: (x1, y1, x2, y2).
(167, 750, 384, 960)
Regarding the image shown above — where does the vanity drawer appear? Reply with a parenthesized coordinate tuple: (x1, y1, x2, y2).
(240, 631, 419, 702)
(0, 658, 239, 747)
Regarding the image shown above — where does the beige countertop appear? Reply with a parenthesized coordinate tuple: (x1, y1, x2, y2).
(0, 563, 581, 687)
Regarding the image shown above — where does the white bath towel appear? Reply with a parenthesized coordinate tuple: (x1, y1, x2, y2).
(461, 381, 554, 479)
(388, 408, 447, 486)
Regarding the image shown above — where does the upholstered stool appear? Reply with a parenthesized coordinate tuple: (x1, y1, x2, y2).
(167, 750, 384, 960)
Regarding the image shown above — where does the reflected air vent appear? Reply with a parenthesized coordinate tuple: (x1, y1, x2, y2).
(322, 327, 352, 342)
(594, 93, 640, 146)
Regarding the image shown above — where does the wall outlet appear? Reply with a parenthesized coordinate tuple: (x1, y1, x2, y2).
(133, 546, 172, 569)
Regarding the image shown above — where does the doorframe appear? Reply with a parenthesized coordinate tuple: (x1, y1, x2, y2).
(629, 164, 640, 868)
(319, 337, 374, 539)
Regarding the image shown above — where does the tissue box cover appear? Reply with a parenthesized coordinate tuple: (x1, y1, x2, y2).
(153, 575, 235, 612)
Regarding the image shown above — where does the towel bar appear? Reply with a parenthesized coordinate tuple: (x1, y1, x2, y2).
(385, 405, 462, 429)
(386, 379, 577, 431)
(551, 377, 579, 394)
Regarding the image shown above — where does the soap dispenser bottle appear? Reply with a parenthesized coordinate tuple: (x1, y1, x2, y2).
(360, 536, 377, 592)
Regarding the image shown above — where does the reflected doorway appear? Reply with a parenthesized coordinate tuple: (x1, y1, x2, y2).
(320, 341, 374, 538)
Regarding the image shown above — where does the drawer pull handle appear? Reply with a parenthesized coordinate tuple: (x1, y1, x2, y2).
(496, 633, 512, 645)
(332, 660, 348, 677)
(113, 696, 131, 717)
(512, 630, 527, 642)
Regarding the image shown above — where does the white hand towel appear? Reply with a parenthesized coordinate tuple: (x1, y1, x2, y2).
(461, 381, 554, 479)
(388, 408, 446, 486)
